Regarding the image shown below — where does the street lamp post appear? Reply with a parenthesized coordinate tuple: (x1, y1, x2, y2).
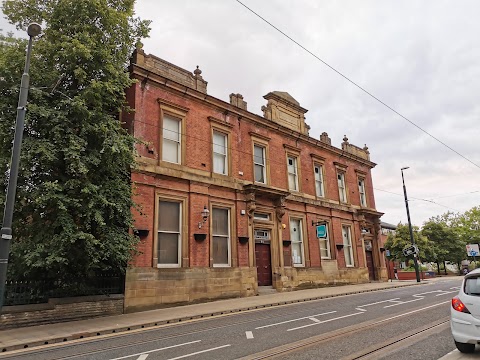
(401, 167, 421, 283)
(0, 23, 42, 311)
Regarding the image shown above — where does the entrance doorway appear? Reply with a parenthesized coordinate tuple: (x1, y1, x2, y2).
(254, 229, 272, 286)
(255, 243, 272, 286)
(366, 250, 375, 280)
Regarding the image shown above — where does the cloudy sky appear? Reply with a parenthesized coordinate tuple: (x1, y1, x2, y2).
(2, 1, 480, 227)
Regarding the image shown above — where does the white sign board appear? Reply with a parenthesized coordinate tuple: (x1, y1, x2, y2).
(466, 244, 480, 257)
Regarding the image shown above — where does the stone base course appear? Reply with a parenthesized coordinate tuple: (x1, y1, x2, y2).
(124, 267, 257, 312)
(0, 294, 124, 329)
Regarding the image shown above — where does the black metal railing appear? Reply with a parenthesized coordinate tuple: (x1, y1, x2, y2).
(3, 273, 125, 306)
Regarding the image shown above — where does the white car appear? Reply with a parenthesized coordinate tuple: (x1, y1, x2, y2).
(451, 268, 480, 353)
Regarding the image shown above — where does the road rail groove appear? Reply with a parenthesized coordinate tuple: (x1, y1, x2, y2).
(0, 281, 429, 355)
(236, 301, 449, 360)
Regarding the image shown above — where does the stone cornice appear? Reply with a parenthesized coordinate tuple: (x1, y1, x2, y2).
(287, 194, 355, 214)
(157, 98, 189, 113)
(248, 131, 271, 142)
(208, 116, 233, 128)
(130, 64, 377, 168)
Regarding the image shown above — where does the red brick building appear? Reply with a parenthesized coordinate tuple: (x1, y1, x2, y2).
(123, 46, 386, 312)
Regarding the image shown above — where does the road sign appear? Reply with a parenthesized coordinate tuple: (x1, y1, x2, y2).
(316, 224, 327, 238)
(466, 244, 479, 257)
(403, 245, 418, 257)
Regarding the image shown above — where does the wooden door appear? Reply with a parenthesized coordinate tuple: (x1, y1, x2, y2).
(255, 243, 272, 286)
(366, 250, 375, 280)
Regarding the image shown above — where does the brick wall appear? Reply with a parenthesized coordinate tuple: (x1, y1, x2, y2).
(0, 295, 123, 329)
(124, 51, 385, 306)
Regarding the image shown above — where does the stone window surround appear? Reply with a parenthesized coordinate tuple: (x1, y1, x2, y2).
(153, 192, 189, 268)
(311, 154, 326, 199)
(209, 200, 237, 268)
(316, 219, 332, 260)
(355, 169, 368, 208)
(209, 119, 233, 177)
(334, 162, 348, 204)
(341, 223, 355, 267)
(253, 207, 274, 224)
(289, 213, 308, 268)
(250, 133, 271, 185)
(284, 144, 301, 193)
(158, 99, 188, 166)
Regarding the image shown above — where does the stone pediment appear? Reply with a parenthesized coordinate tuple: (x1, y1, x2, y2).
(261, 91, 309, 135)
(271, 91, 300, 106)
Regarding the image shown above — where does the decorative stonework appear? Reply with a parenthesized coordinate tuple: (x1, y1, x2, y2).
(320, 132, 331, 145)
(341, 135, 370, 161)
(288, 194, 355, 213)
(230, 93, 247, 110)
(358, 214, 366, 228)
(274, 196, 286, 222)
(131, 44, 208, 94)
(246, 191, 256, 218)
(261, 92, 309, 135)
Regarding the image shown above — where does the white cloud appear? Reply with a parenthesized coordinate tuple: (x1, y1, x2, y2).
(133, 0, 480, 226)
(4, 1, 479, 227)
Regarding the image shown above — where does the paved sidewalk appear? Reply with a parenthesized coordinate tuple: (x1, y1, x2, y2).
(0, 278, 453, 354)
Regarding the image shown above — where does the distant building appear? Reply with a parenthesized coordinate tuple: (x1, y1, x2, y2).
(380, 221, 397, 279)
(123, 45, 385, 312)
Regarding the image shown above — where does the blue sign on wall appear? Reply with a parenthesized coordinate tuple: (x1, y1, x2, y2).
(316, 224, 327, 238)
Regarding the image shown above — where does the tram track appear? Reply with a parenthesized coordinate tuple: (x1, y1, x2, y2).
(238, 301, 450, 360)
(345, 319, 449, 360)
(1, 298, 451, 360)
(0, 296, 365, 359)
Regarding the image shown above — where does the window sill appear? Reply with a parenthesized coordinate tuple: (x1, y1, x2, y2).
(212, 172, 230, 179)
(213, 264, 232, 268)
(293, 264, 305, 268)
(157, 264, 181, 268)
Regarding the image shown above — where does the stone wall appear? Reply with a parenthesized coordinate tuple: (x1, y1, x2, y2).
(277, 262, 369, 291)
(0, 295, 124, 329)
(125, 267, 257, 313)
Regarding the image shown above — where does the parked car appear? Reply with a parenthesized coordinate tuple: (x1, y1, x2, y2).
(451, 268, 480, 353)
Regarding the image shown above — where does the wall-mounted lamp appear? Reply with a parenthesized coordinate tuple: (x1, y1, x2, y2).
(198, 205, 210, 228)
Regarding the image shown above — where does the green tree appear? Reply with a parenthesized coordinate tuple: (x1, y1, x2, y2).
(456, 207, 480, 245)
(0, 0, 150, 280)
(422, 219, 465, 275)
(385, 223, 434, 265)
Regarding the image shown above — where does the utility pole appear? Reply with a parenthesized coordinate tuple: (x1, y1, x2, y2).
(401, 167, 421, 283)
(0, 23, 42, 312)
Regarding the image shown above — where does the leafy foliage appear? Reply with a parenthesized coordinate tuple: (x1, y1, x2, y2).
(384, 223, 434, 263)
(386, 208, 480, 274)
(422, 218, 465, 266)
(456, 207, 480, 246)
(0, 0, 150, 280)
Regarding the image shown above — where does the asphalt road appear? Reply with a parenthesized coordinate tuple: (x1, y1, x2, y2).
(0, 278, 463, 360)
